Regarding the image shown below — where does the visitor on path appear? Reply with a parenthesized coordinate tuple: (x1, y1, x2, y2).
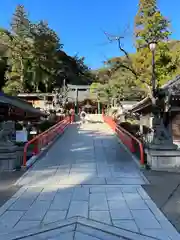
(80, 110, 86, 123)
(69, 108, 75, 123)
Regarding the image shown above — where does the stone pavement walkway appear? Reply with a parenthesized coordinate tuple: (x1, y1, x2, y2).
(143, 170, 180, 233)
(0, 171, 23, 208)
(0, 122, 179, 240)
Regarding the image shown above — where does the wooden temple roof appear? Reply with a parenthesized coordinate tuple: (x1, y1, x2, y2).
(130, 75, 180, 114)
(0, 92, 46, 117)
(18, 84, 97, 103)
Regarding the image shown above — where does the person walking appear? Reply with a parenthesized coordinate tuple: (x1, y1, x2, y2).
(80, 110, 86, 124)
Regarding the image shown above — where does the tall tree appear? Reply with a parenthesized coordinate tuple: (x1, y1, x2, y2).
(5, 4, 32, 92)
(99, 1, 180, 101)
(0, 4, 93, 94)
(134, 0, 170, 48)
(133, 0, 179, 90)
(11, 5, 30, 37)
(30, 20, 62, 92)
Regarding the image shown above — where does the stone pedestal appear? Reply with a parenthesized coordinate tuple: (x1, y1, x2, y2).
(0, 121, 23, 171)
(145, 148, 180, 172)
(16, 145, 24, 167)
(0, 145, 21, 171)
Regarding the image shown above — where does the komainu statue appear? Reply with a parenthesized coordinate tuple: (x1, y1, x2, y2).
(0, 121, 15, 146)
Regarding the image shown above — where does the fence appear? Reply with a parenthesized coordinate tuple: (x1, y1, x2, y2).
(103, 114, 145, 165)
(23, 115, 72, 167)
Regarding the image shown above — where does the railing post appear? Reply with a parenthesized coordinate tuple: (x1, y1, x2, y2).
(130, 139, 135, 153)
(34, 139, 39, 155)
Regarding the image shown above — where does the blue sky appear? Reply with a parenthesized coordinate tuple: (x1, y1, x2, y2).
(0, 0, 180, 69)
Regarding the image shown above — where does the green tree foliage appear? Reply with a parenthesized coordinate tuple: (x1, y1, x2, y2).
(73, 56, 93, 84)
(0, 4, 92, 95)
(30, 20, 62, 92)
(133, 0, 179, 91)
(9, 5, 31, 89)
(11, 5, 30, 37)
(0, 56, 8, 90)
(89, 82, 109, 103)
(94, 64, 145, 104)
(135, 0, 170, 48)
(95, 0, 180, 102)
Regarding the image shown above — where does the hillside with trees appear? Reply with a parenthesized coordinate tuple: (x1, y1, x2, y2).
(0, 5, 93, 95)
(93, 0, 180, 105)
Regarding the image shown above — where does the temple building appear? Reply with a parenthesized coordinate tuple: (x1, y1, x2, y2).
(0, 92, 45, 121)
(18, 84, 106, 113)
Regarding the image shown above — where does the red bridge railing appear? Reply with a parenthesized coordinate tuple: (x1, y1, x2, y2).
(103, 114, 145, 165)
(23, 115, 72, 167)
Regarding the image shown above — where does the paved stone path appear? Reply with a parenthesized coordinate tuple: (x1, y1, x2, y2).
(0, 122, 179, 240)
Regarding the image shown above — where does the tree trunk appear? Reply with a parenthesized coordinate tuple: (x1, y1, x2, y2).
(19, 57, 24, 90)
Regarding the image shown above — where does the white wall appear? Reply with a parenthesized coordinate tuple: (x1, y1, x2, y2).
(87, 114, 103, 122)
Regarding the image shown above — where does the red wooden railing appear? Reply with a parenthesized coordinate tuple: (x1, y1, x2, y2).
(23, 115, 73, 167)
(103, 114, 145, 165)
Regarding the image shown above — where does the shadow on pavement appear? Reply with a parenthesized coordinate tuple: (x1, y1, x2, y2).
(0, 122, 177, 238)
(0, 171, 23, 207)
(142, 169, 180, 232)
(17, 122, 144, 187)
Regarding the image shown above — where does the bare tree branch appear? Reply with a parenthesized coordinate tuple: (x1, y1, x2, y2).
(102, 30, 153, 95)
(103, 31, 133, 66)
(103, 30, 141, 83)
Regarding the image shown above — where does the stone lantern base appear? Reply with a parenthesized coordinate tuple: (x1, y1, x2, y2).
(0, 145, 20, 171)
(145, 148, 180, 172)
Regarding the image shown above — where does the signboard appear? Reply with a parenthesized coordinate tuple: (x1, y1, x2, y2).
(16, 130, 28, 142)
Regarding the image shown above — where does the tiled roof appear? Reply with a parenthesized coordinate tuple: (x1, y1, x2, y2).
(130, 75, 180, 113)
(0, 92, 45, 116)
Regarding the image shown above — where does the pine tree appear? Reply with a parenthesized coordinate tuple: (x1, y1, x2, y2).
(11, 5, 30, 37)
(6, 5, 32, 91)
(134, 0, 171, 48)
(132, 0, 179, 89)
